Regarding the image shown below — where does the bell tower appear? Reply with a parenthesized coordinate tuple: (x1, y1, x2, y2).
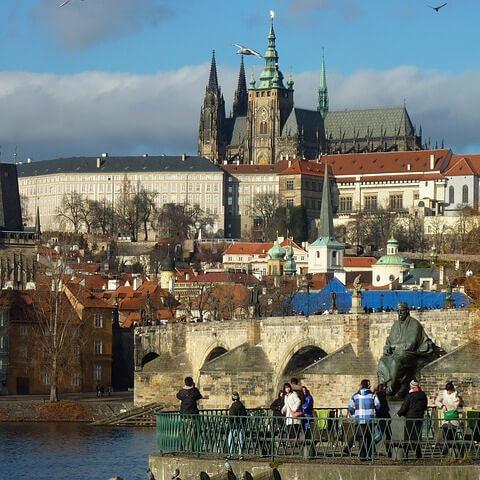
(246, 15, 294, 165)
(198, 51, 226, 163)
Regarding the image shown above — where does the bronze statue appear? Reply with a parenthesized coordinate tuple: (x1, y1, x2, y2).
(377, 302, 439, 399)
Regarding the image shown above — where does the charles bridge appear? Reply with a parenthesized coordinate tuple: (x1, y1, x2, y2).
(134, 309, 480, 409)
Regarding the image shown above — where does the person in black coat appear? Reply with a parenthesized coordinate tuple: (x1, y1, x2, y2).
(397, 379, 428, 458)
(374, 383, 392, 457)
(227, 392, 247, 458)
(176, 376, 203, 414)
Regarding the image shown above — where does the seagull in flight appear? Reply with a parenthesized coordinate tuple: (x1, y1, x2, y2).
(59, 0, 85, 7)
(233, 44, 262, 58)
(428, 3, 447, 12)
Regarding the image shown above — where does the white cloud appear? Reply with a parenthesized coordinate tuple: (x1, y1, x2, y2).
(0, 64, 479, 161)
(33, 0, 173, 50)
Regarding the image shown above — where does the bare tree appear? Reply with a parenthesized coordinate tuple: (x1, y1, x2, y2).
(247, 193, 283, 241)
(32, 258, 79, 402)
(56, 192, 84, 233)
(89, 198, 114, 236)
(115, 177, 142, 241)
(20, 194, 32, 225)
(137, 188, 157, 241)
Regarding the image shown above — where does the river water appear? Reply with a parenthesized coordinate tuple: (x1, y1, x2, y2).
(0, 422, 156, 480)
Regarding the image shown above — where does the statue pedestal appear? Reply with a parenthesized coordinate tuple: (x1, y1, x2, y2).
(350, 293, 363, 314)
(388, 400, 407, 460)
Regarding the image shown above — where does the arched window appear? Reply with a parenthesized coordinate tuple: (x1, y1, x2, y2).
(316, 251, 320, 259)
(259, 121, 267, 134)
(448, 186, 454, 204)
(462, 185, 469, 204)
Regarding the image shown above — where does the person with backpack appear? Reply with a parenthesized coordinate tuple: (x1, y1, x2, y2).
(227, 392, 247, 459)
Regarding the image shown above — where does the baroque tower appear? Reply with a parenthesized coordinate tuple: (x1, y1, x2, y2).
(317, 50, 329, 119)
(245, 17, 295, 165)
(198, 51, 226, 162)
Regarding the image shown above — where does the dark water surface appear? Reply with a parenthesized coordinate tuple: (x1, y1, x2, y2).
(0, 422, 156, 480)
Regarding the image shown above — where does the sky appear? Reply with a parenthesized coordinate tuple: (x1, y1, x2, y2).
(0, 0, 480, 160)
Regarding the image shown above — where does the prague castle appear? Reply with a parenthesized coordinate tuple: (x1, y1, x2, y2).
(198, 16, 422, 165)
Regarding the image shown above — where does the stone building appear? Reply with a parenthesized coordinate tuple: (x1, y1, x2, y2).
(0, 284, 113, 395)
(198, 16, 422, 165)
(17, 155, 225, 234)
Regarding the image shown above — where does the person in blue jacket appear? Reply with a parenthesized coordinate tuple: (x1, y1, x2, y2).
(301, 386, 314, 438)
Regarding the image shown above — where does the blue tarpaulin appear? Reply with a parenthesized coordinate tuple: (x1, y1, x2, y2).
(291, 279, 471, 315)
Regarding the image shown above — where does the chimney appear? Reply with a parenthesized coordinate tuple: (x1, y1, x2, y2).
(223, 160, 228, 165)
(430, 154, 435, 170)
(181, 153, 187, 161)
(407, 164, 411, 171)
(133, 276, 142, 290)
(236, 159, 240, 165)
(96, 158, 101, 169)
(143, 153, 149, 157)
(27, 158, 32, 163)
(185, 273, 190, 281)
(288, 160, 292, 168)
(101, 152, 108, 158)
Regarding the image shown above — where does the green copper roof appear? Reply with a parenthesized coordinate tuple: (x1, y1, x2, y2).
(283, 244, 296, 275)
(387, 236, 399, 245)
(376, 255, 409, 266)
(257, 20, 286, 90)
(268, 238, 286, 260)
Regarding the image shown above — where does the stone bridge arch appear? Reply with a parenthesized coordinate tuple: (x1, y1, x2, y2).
(141, 351, 160, 368)
(195, 342, 229, 383)
(274, 338, 328, 390)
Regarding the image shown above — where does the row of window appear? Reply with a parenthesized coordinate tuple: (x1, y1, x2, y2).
(448, 185, 469, 205)
(41, 366, 102, 386)
(338, 194, 404, 212)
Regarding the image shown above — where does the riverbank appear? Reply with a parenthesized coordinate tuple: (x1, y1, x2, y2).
(0, 392, 133, 422)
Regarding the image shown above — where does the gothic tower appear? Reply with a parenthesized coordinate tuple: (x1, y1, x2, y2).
(198, 51, 226, 163)
(232, 56, 248, 117)
(317, 50, 329, 119)
(246, 17, 294, 165)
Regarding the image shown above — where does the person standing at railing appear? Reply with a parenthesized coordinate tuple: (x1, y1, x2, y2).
(176, 377, 203, 453)
(281, 383, 302, 439)
(301, 386, 314, 439)
(373, 383, 393, 458)
(397, 379, 428, 459)
(435, 381, 464, 457)
(347, 379, 380, 460)
(291, 378, 305, 405)
(227, 392, 247, 459)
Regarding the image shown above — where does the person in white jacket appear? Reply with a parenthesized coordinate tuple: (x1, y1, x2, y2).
(281, 383, 302, 426)
(435, 381, 464, 456)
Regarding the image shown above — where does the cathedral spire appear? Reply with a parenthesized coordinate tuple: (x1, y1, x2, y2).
(258, 13, 285, 89)
(232, 55, 248, 117)
(317, 49, 329, 118)
(207, 50, 219, 91)
(318, 160, 334, 239)
(35, 205, 41, 236)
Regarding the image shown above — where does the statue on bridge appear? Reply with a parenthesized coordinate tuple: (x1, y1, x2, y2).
(377, 302, 440, 399)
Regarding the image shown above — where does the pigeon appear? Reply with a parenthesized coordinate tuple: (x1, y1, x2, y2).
(233, 44, 262, 58)
(59, 0, 85, 7)
(170, 468, 180, 480)
(428, 3, 447, 12)
(224, 460, 233, 472)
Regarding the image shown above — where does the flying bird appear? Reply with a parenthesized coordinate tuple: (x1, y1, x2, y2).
(428, 3, 447, 12)
(233, 44, 262, 58)
(59, 0, 85, 7)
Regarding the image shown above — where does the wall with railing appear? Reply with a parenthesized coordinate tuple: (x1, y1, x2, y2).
(156, 409, 480, 462)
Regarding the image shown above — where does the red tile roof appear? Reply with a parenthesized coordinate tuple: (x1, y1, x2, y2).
(223, 239, 305, 256)
(278, 159, 327, 176)
(444, 155, 480, 176)
(344, 257, 377, 268)
(223, 159, 290, 175)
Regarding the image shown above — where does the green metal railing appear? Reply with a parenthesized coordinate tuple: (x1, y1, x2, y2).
(156, 409, 480, 462)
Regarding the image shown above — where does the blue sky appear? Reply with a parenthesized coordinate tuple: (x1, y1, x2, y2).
(0, 0, 479, 159)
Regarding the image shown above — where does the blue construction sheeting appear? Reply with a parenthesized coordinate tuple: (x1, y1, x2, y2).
(292, 279, 471, 315)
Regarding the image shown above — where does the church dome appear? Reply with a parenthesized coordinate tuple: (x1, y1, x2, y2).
(376, 255, 410, 266)
(268, 238, 286, 260)
(283, 244, 297, 275)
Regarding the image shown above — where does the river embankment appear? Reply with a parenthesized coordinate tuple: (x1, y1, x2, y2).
(0, 394, 133, 422)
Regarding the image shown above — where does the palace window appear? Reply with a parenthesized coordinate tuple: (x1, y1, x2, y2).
(42, 373, 50, 385)
(339, 196, 353, 212)
(94, 365, 102, 382)
(462, 185, 469, 204)
(448, 185, 454, 204)
(286, 199, 294, 208)
(389, 194, 403, 210)
(364, 195, 378, 211)
(259, 122, 268, 134)
(72, 373, 81, 387)
(286, 180, 294, 190)
(94, 339, 103, 355)
(94, 314, 103, 328)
